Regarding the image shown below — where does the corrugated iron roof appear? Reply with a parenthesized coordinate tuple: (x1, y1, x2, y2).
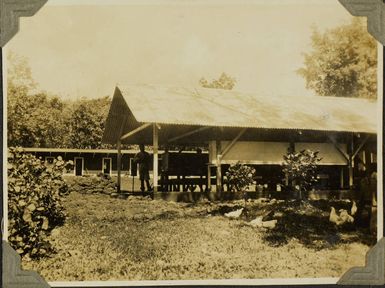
(102, 84, 377, 144)
(20, 147, 206, 154)
(21, 147, 137, 154)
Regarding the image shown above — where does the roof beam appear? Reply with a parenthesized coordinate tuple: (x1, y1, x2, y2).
(352, 134, 370, 160)
(168, 126, 211, 143)
(120, 123, 152, 141)
(327, 135, 349, 161)
(221, 128, 247, 158)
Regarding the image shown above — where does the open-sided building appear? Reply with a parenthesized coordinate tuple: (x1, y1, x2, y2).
(102, 84, 377, 198)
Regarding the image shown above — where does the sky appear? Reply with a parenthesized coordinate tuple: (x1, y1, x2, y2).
(5, 0, 355, 100)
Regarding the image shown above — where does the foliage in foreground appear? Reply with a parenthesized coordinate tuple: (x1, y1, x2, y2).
(8, 147, 72, 258)
(225, 162, 256, 192)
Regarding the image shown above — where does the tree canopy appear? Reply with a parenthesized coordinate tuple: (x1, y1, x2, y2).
(199, 72, 236, 90)
(7, 52, 113, 149)
(8, 92, 70, 147)
(7, 53, 70, 147)
(67, 97, 111, 149)
(298, 18, 377, 99)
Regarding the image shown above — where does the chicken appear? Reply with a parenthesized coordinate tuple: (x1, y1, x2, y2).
(330, 207, 341, 225)
(339, 209, 354, 224)
(247, 216, 263, 227)
(224, 208, 244, 219)
(329, 207, 354, 226)
(351, 200, 357, 216)
(262, 219, 277, 229)
(247, 216, 277, 229)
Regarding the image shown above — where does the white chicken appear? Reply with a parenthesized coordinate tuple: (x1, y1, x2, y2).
(329, 207, 354, 226)
(224, 208, 244, 219)
(351, 200, 358, 216)
(247, 216, 263, 227)
(262, 219, 278, 229)
(247, 216, 277, 229)
(339, 209, 354, 224)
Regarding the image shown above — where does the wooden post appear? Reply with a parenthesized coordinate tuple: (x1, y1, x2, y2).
(348, 160, 354, 188)
(285, 173, 289, 186)
(116, 116, 127, 194)
(117, 140, 122, 193)
(153, 123, 158, 193)
(216, 140, 222, 195)
(349, 134, 354, 188)
(340, 167, 344, 189)
(207, 165, 211, 191)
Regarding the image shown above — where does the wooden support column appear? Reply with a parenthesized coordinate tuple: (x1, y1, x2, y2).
(116, 116, 127, 194)
(345, 134, 369, 189)
(207, 165, 212, 191)
(216, 140, 222, 195)
(117, 140, 122, 193)
(348, 161, 354, 188)
(349, 158, 354, 188)
(340, 167, 344, 189)
(153, 123, 159, 193)
(328, 134, 352, 189)
(348, 134, 354, 188)
(352, 135, 370, 160)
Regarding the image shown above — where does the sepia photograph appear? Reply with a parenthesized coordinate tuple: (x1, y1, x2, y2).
(2, 0, 384, 285)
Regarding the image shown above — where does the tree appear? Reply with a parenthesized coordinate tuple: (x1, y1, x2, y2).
(10, 93, 71, 147)
(7, 51, 37, 95)
(199, 72, 236, 90)
(6, 51, 113, 149)
(298, 18, 377, 99)
(282, 149, 322, 200)
(67, 97, 111, 149)
(7, 52, 70, 148)
(225, 162, 255, 192)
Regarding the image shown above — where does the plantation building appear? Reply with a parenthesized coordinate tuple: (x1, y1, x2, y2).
(101, 84, 377, 198)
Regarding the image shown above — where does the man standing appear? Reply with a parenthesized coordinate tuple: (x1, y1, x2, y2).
(133, 144, 152, 193)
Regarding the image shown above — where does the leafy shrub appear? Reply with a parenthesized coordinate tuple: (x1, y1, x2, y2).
(225, 162, 255, 192)
(282, 149, 322, 199)
(7, 147, 72, 258)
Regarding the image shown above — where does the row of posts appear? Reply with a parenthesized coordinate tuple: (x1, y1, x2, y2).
(116, 127, 365, 194)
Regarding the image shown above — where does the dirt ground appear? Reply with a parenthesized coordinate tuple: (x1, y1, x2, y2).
(21, 192, 374, 281)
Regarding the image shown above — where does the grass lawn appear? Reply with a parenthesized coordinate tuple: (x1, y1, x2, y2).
(21, 191, 374, 281)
